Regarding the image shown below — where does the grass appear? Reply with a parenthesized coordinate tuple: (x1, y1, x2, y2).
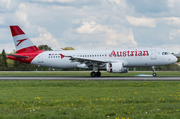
(0, 80, 180, 118)
(0, 71, 180, 76)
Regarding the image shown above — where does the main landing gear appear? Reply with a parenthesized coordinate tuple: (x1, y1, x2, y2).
(152, 66, 157, 77)
(91, 65, 101, 77)
(91, 71, 101, 77)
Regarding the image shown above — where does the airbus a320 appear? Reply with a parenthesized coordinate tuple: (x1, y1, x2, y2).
(7, 26, 177, 77)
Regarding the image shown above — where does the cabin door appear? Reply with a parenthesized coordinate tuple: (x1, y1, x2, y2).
(38, 53, 44, 63)
(151, 49, 156, 60)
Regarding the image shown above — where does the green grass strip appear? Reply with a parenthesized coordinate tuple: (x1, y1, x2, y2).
(0, 80, 180, 118)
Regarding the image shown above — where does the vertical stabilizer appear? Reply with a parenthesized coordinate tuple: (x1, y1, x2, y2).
(10, 25, 41, 53)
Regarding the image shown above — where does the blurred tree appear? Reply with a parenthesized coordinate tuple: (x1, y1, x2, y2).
(0, 54, 1, 68)
(13, 50, 19, 70)
(1, 49, 7, 69)
(38, 45, 53, 51)
(61, 47, 75, 50)
(177, 57, 180, 62)
(12, 49, 16, 54)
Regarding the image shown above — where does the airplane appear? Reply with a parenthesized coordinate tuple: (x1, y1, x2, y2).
(7, 25, 177, 77)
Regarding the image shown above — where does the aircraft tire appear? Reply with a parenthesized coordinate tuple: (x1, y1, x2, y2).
(153, 73, 156, 77)
(91, 72, 96, 77)
(96, 72, 101, 77)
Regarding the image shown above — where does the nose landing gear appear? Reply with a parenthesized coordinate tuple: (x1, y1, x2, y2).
(152, 66, 157, 77)
(153, 72, 157, 77)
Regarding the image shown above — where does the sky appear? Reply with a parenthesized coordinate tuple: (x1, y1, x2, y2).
(1, 0, 180, 53)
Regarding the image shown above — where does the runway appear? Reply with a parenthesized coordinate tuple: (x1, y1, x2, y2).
(1, 76, 180, 80)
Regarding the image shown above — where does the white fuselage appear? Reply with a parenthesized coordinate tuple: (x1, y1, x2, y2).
(31, 48, 177, 69)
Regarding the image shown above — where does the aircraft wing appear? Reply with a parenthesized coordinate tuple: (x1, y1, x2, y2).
(66, 56, 109, 63)
(66, 56, 110, 68)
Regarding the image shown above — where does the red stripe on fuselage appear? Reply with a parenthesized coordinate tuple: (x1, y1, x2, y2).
(8, 50, 44, 64)
(8, 46, 44, 64)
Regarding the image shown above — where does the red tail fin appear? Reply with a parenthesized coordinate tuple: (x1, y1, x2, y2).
(10, 25, 42, 53)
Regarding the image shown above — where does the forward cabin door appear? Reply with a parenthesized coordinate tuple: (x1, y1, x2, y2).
(151, 49, 156, 60)
(38, 53, 43, 63)
(105, 52, 107, 59)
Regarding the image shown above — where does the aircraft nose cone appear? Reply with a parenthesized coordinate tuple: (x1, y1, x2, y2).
(172, 56, 178, 63)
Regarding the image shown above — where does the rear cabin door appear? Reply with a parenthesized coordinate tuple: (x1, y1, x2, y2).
(38, 53, 43, 63)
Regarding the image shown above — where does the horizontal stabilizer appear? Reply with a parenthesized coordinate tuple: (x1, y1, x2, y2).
(7, 54, 28, 58)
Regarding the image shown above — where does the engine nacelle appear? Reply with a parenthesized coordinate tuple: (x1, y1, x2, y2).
(106, 63, 128, 73)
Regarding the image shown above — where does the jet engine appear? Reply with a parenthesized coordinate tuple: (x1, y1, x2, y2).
(106, 62, 128, 73)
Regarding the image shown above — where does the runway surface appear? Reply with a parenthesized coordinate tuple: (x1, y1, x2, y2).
(1, 76, 180, 80)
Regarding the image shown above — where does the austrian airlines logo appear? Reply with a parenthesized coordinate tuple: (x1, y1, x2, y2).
(110, 50, 149, 57)
(16, 38, 28, 46)
(60, 54, 65, 59)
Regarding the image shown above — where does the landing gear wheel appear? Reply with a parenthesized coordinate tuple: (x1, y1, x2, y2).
(91, 72, 96, 77)
(96, 72, 101, 77)
(153, 73, 157, 77)
(152, 66, 157, 77)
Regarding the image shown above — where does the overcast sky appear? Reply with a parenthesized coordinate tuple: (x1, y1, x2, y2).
(1, 0, 180, 53)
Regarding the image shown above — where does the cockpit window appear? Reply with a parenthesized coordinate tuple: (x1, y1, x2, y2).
(162, 52, 170, 55)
